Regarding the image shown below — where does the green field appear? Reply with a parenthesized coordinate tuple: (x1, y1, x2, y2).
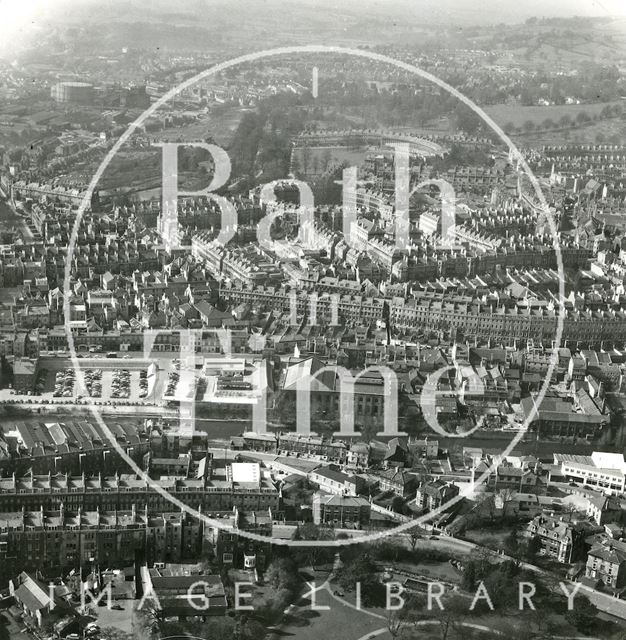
(485, 100, 623, 129)
(157, 107, 247, 147)
(516, 117, 626, 146)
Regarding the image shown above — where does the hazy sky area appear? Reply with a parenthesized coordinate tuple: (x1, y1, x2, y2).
(1, 0, 626, 55)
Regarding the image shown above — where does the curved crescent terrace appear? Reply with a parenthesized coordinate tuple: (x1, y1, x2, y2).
(293, 128, 447, 157)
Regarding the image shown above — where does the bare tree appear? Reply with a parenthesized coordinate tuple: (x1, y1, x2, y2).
(406, 529, 422, 551)
(300, 144, 311, 175)
(475, 492, 496, 522)
(431, 595, 469, 640)
(496, 487, 517, 519)
(387, 610, 404, 639)
(563, 503, 577, 522)
(132, 602, 160, 640)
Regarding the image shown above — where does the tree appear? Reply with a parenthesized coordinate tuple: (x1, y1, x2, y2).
(291, 525, 335, 568)
(300, 145, 312, 174)
(495, 487, 516, 519)
(100, 627, 134, 640)
(461, 560, 477, 591)
(476, 493, 496, 521)
(405, 528, 422, 551)
(559, 114, 572, 128)
(161, 617, 236, 640)
(240, 617, 267, 640)
(132, 603, 160, 640)
(391, 496, 406, 514)
(100, 629, 134, 640)
(563, 504, 577, 522)
(481, 561, 521, 609)
(526, 534, 542, 561)
(453, 103, 482, 135)
(524, 606, 561, 639)
(321, 147, 332, 172)
(576, 111, 591, 125)
(265, 557, 300, 594)
(297, 522, 334, 541)
(430, 595, 470, 640)
(291, 523, 335, 568)
(257, 586, 295, 623)
(375, 541, 403, 563)
(274, 392, 297, 427)
(291, 154, 301, 177)
(336, 555, 385, 606)
(490, 619, 537, 640)
(504, 527, 525, 568)
(387, 610, 403, 638)
(565, 596, 599, 633)
(504, 528, 519, 556)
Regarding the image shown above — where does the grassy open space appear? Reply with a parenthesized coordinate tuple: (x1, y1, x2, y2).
(267, 586, 385, 640)
(485, 100, 623, 129)
(462, 527, 511, 552)
(514, 117, 626, 146)
(291, 145, 369, 175)
(158, 107, 247, 147)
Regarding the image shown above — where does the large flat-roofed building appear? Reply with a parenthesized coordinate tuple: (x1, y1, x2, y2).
(140, 564, 228, 619)
(281, 356, 393, 432)
(554, 452, 626, 494)
(196, 358, 274, 417)
(521, 391, 608, 438)
(228, 461, 261, 484)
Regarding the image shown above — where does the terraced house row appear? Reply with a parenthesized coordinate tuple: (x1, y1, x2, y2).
(0, 464, 280, 513)
(0, 421, 149, 475)
(0, 505, 205, 582)
(390, 295, 626, 347)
